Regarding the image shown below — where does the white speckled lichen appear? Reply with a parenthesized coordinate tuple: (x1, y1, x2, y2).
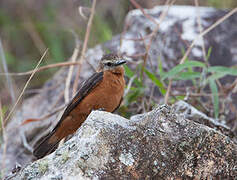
(119, 152, 135, 166)
(38, 159, 49, 175)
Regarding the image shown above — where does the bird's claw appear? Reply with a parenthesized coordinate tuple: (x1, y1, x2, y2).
(97, 108, 105, 111)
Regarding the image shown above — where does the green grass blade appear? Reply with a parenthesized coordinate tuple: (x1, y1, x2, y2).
(174, 71, 201, 80)
(187, 66, 197, 86)
(144, 69, 166, 95)
(206, 47, 212, 61)
(162, 61, 206, 80)
(124, 65, 143, 87)
(157, 57, 164, 78)
(209, 80, 219, 119)
(206, 72, 228, 83)
(124, 64, 134, 78)
(126, 87, 144, 104)
(207, 66, 237, 76)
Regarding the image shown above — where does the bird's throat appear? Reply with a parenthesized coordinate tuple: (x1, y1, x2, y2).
(109, 66, 124, 75)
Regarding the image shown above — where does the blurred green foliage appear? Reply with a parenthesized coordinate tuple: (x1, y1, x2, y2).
(130, 47, 237, 119)
(0, 1, 118, 89)
(124, 64, 145, 106)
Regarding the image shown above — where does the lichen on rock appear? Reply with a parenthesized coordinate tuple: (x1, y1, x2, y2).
(12, 104, 237, 179)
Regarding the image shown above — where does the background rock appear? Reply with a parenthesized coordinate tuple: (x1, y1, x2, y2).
(11, 105, 237, 179)
(173, 101, 237, 143)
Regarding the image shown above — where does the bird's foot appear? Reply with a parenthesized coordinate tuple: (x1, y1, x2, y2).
(97, 108, 105, 111)
(91, 108, 105, 112)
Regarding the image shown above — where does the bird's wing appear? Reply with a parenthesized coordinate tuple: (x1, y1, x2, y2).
(52, 71, 104, 132)
(112, 97, 123, 113)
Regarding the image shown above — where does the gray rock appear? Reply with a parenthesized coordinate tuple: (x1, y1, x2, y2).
(11, 105, 237, 179)
(105, 5, 237, 67)
(173, 100, 237, 143)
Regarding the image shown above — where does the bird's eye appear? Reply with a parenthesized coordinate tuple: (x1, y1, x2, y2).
(107, 62, 112, 66)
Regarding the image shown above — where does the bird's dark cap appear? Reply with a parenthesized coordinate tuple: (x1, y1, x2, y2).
(101, 53, 120, 61)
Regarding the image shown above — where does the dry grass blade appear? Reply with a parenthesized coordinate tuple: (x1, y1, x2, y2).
(65, 32, 80, 103)
(0, 61, 81, 76)
(73, 0, 97, 95)
(4, 49, 48, 124)
(124, 75, 137, 97)
(130, 0, 159, 26)
(21, 104, 66, 126)
(0, 38, 16, 103)
(78, 6, 91, 20)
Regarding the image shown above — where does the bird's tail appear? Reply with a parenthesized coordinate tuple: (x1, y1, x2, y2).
(33, 131, 60, 159)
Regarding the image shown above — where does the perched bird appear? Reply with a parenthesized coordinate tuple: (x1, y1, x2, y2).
(33, 53, 126, 159)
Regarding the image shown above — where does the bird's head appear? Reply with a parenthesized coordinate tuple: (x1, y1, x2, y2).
(98, 53, 126, 73)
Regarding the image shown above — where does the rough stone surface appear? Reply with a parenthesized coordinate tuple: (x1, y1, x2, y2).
(10, 105, 237, 179)
(1, 5, 237, 177)
(173, 101, 237, 143)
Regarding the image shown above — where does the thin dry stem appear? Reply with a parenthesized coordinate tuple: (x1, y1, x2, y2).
(21, 104, 66, 126)
(124, 75, 137, 97)
(146, 0, 174, 45)
(4, 49, 48, 124)
(0, 62, 81, 76)
(51, 90, 65, 110)
(143, 0, 175, 104)
(73, 0, 97, 95)
(65, 33, 80, 104)
(120, 17, 131, 53)
(130, 0, 159, 26)
(143, 0, 174, 80)
(172, 92, 225, 97)
(132, 0, 174, 59)
(78, 6, 91, 20)
(40, 104, 66, 122)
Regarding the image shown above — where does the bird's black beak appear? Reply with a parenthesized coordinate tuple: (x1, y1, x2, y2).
(114, 59, 126, 66)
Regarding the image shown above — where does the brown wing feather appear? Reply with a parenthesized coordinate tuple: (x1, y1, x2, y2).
(33, 72, 104, 159)
(52, 71, 104, 132)
(112, 97, 123, 113)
